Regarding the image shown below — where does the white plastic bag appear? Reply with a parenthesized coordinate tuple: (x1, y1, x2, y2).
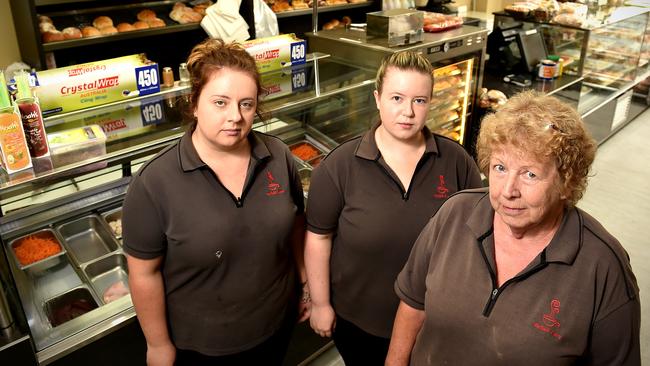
(254, 0, 279, 38)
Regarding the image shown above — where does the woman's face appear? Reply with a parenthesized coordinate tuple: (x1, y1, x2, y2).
(193, 67, 257, 151)
(374, 67, 432, 142)
(489, 147, 566, 235)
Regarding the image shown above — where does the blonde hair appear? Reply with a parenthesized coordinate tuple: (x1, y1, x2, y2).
(476, 90, 596, 207)
(375, 51, 433, 94)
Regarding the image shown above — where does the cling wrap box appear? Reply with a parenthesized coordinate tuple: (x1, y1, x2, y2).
(242, 34, 307, 73)
(32, 54, 160, 116)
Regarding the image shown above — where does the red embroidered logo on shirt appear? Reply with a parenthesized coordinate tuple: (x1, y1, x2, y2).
(433, 175, 450, 199)
(532, 299, 563, 340)
(265, 171, 285, 196)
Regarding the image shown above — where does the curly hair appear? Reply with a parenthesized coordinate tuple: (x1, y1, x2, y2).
(375, 51, 434, 94)
(186, 38, 265, 122)
(476, 90, 596, 207)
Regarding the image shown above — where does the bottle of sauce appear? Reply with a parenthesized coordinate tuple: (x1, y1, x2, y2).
(0, 71, 33, 174)
(15, 71, 50, 158)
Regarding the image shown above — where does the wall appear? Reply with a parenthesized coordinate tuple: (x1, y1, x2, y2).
(475, 0, 505, 13)
(0, 0, 21, 69)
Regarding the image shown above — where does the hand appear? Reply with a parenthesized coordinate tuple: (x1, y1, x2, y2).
(146, 342, 176, 366)
(297, 282, 311, 323)
(310, 303, 336, 338)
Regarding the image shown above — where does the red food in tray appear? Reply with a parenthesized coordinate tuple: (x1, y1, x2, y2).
(290, 142, 322, 161)
(423, 12, 463, 33)
(307, 155, 323, 168)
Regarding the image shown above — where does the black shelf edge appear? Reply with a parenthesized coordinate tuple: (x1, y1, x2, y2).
(42, 23, 203, 51)
(275, 1, 374, 18)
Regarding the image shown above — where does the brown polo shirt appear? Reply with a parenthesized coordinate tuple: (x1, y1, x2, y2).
(396, 188, 640, 365)
(122, 130, 304, 356)
(306, 122, 482, 338)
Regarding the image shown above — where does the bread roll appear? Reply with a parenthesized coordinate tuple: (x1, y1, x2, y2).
(193, 4, 210, 15)
(62, 27, 82, 39)
(137, 9, 157, 21)
(173, 2, 187, 11)
(271, 1, 292, 12)
(116, 23, 135, 32)
(82, 26, 101, 37)
(42, 30, 65, 43)
(341, 16, 352, 25)
(38, 15, 53, 24)
(133, 21, 150, 30)
(93, 16, 113, 29)
(39, 22, 57, 33)
(330, 19, 340, 27)
(292, 0, 309, 9)
(323, 22, 335, 30)
(100, 26, 118, 35)
(147, 18, 166, 28)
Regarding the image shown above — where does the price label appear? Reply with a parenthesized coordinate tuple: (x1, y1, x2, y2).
(134, 65, 161, 96)
(140, 99, 165, 126)
(289, 41, 306, 65)
(291, 69, 308, 92)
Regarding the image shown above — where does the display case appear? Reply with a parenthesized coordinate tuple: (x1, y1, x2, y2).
(489, 6, 650, 143)
(0, 53, 383, 365)
(306, 25, 488, 146)
(9, 0, 379, 71)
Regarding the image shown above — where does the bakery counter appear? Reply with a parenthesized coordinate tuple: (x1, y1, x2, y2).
(0, 52, 376, 364)
(0, 179, 132, 364)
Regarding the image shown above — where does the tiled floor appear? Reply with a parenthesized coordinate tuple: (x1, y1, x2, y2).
(305, 108, 650, 366)
(578, 108, 650, 364)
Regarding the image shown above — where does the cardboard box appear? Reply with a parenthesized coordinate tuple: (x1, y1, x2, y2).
(32, 54, 160, 116)
(367, 9, 424, 47)
(242, 34, 307, 73)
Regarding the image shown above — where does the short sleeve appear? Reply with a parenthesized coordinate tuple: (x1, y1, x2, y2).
(394, 215, 440, 310)
(122, 174, 166, 259)
(583, 299, 641, 365)
(460, 150, 483, 189)
(306, 159, 344, 234)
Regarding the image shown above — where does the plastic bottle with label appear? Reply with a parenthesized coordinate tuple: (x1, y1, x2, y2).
(15, 71, 50, 158)
(0, 71, 33, 174)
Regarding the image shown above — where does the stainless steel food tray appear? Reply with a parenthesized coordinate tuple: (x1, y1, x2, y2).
(56, 215, 120, 265)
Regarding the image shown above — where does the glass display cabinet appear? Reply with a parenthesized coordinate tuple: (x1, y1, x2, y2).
(491, 6, 650, 142)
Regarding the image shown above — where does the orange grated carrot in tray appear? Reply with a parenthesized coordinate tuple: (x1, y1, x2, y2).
(14, 234, 62, 266)
(291, 143, 321, 161)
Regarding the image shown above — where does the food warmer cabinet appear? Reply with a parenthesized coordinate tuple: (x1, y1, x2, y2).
(306, 25, 488, 148)
(0, 53, 378, 365)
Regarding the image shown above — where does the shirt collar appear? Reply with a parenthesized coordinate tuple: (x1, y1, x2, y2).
(354, 121, 439, 160)
(466, 189, 581, 265)
(179, 130, 271, 172)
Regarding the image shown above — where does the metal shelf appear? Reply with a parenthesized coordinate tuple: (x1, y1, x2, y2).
(275, 1, 373, 18)
(42, 23, 202, 51)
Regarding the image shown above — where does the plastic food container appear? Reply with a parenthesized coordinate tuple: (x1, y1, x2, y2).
(47, 125, 107, 167)
(56, 215, 119, 265)
(9, 229, 66, 271)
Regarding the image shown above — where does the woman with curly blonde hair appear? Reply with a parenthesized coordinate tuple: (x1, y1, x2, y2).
(387, 91, 640, 365)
